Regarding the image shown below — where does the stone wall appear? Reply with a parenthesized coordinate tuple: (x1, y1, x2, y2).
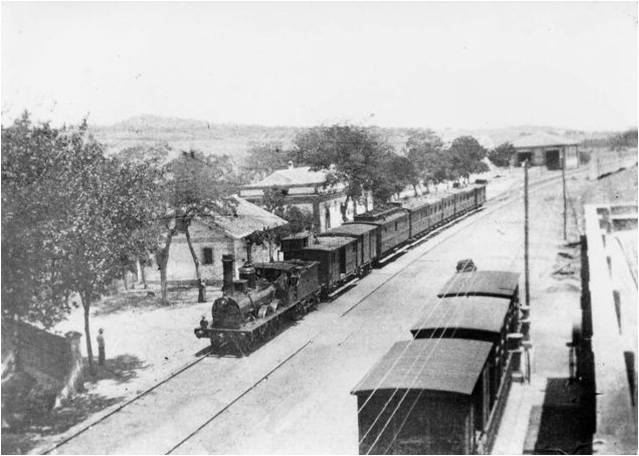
(2, 319, 84, 405)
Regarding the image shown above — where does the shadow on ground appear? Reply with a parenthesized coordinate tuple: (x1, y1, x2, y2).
(531, 377, 594, 454)
(88, 354, 148, 383)
(93, 288, 215, 316)
(1, 354, 147, 455)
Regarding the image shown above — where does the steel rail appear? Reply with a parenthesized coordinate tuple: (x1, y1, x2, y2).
(42, 166, 591, 454)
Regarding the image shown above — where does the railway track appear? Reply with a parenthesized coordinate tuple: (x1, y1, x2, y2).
(44, 167, 592, 455)
(163, 169, 589, 454)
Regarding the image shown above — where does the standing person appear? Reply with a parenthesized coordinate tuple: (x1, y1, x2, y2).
(97, 328, 105, 366)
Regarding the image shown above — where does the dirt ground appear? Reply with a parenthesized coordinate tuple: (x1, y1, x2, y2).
(1, 163, 619, 454)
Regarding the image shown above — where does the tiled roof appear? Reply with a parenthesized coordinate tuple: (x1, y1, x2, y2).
(200, 196, 288, 239)
(438, 271, 520, 299)
(244, 166, 328, 188)
(511, 133, 579, 149)
(351, 339, 492, 395)
(410, 296, 510, 336)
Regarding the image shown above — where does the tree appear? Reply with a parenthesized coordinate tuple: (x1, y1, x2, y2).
(115, 142, 171, 165)
(158, 151, 238, 304)
(2, 113, 76, 328)
(283, 206, 314, 233)
(488, 142, 516, 168)
(405, 130, 446, 191)
(242, 141, 295, 182)
(446, 136, 490, 182)
(261, 187, 288, 217)
(2, 113, 165, 371)
(293, 125, 393, 220)
(372, 153, 418, 203)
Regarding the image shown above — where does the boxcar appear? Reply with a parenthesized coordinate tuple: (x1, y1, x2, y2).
(283, 236, 358, 292)
(353, 206, 411, 258)
(318, 223, 378, 271)
(352, 339, 494, 455)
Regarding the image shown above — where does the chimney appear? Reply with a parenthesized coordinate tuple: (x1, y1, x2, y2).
(288, 160, 294, 169)
(222, 254, 235, 293)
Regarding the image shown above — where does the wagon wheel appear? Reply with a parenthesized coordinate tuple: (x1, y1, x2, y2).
(266, 319, 275, 339)
(271, 316, 280, 335)
(257, 324, 268, 343)
(296, 301, 307, 319)
(231, 333, 244, 355)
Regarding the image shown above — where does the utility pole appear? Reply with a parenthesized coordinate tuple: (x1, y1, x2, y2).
(524, 159, 530, 310)
(562, 149, 567, 240)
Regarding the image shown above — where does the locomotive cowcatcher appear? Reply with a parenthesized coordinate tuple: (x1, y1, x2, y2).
(194, 254, 321, 354)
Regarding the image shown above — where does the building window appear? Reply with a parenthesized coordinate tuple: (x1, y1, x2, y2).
(202, 247, 213, 265)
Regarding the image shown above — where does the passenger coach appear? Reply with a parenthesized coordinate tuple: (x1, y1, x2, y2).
(352, 266, 522, 454)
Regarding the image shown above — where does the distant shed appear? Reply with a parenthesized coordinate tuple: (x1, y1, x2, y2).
(511, 133, 579, 170)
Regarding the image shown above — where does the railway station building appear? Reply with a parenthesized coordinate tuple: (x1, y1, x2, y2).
(239, 162, 371, 233)
(511, 133, 579, 170)
(143, 196, 288, 286)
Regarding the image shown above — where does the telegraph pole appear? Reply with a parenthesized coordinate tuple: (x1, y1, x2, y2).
(562, 149, 567, 240)
(524, 160, 530, 309)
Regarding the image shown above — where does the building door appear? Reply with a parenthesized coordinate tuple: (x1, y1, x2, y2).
(546, 149, 561, 170)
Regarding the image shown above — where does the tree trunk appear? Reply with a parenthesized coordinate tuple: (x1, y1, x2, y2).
(81, 293, 95, 375)
(121, 265, 128, 290)
(341, 195, 351, 222)
(158, 230, 175, 305)
(184, 227, 205, 303)
(140, 259, 147, 289)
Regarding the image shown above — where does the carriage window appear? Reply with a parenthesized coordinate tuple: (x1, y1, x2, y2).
(202, 247, 213, 265)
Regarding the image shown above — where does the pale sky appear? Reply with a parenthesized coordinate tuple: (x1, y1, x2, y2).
(2, 2, 637, 130)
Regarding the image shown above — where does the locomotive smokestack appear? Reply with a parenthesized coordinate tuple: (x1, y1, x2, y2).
(222, 254, 235, 293)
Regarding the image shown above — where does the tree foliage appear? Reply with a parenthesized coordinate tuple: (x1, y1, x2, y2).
(488, 142, 516, 168)
(404, 130, 448, 189)
(446, 136, 490, 181)
(1, 113, 165, 369)
(242, 141, 295, 182)
(157, 150, 239, 303)
(293, 125, 392, 219)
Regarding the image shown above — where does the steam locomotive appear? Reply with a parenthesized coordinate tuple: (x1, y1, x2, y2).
(195, 183, 487, 354)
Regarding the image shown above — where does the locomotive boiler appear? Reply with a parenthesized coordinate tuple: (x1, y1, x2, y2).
(195, 254, 321, 354)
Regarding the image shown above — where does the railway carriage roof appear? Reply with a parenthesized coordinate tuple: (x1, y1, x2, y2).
(355, 208, 408, 224)
(437, 271, 520, 298)
(254, 260, 317, 272)
(302, 236, 356, 252)
(322, 223, 378, 236)
(410, 297, 510, 335)
(398, 186, 478, 211)
(351, 339, 492, 395)
(281, 232, 311, 240)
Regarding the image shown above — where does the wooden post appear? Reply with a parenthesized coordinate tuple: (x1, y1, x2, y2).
(524, 160, 530, 309)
